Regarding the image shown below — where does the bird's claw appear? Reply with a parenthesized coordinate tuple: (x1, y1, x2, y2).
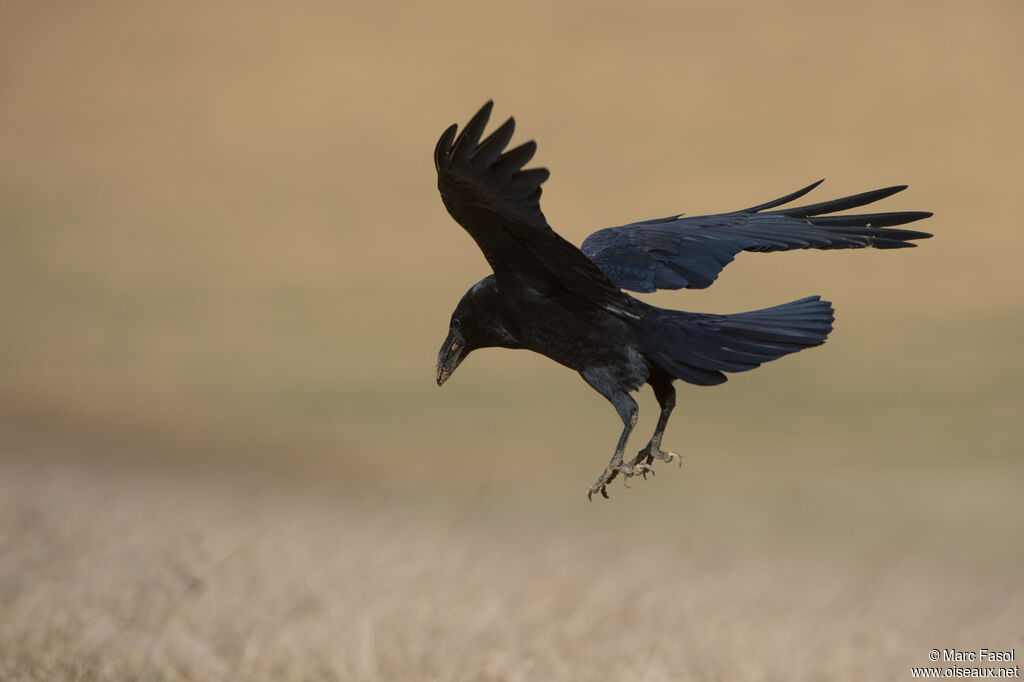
(587, 469, 615, 500)
(585, 446, 681, 500)
(635, 445, 682, 468)
(586, 461, 653, 500)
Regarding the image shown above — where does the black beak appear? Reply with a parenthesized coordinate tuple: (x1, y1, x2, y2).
(436, 329, 466, 387)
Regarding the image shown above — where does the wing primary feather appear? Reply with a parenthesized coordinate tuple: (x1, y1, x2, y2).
(505, 167, 550, 198)
(807, 211, 934, 228)
(434, 124, 457, 172)
(741, 179, 825, 213)
(775, 185, 907, 217)
(450, 100, 493, 167)
(472, 117, 516, 170)
(490, 140, 537, 181)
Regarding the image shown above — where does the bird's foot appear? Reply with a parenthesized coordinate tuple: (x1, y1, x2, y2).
(586, 460, 653, 500)
(631, 444, 682, 470)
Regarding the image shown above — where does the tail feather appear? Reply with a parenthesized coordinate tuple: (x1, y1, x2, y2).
(642, 296, 835, 386)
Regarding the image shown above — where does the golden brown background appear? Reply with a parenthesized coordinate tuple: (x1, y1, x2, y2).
(2, 1, 1021, 679)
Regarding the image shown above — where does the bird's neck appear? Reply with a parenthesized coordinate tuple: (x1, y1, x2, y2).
(475, 315, 523, 350)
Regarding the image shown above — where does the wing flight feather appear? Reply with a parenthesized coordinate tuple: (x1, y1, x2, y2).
(436, 102, 637, 318)
(581, 182, 933, 292)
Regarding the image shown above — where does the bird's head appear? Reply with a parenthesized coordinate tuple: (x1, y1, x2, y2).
(436, 277, 519, 387)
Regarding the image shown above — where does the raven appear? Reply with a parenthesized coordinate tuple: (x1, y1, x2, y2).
(433, 102, 931, 500)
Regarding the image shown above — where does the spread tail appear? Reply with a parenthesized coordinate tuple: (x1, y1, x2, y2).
(641, 296, 835, 386)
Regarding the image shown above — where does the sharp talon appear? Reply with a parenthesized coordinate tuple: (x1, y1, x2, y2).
(600, 486, 609, 499)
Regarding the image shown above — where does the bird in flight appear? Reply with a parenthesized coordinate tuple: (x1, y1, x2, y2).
(433, 101, 932, 500)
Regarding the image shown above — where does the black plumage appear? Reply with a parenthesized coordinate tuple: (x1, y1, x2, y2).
(433, 101, 932, 499)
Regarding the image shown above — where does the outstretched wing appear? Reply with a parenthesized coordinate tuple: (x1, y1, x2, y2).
(580, 180, 933, 293)
(435, 101, 636, 319)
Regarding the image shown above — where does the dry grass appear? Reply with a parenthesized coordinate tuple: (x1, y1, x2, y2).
(2, 443, 1021, 682)
(1, 0, 1023, 679)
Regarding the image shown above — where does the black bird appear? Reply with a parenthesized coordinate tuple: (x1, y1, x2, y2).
(433, 102, 932, 500)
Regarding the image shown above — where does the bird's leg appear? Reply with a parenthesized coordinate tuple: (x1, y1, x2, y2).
(586, 392, 649, 500)
(629, 378, 681, 472)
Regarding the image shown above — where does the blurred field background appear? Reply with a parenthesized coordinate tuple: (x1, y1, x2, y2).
(1, 1, 1022, 680)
